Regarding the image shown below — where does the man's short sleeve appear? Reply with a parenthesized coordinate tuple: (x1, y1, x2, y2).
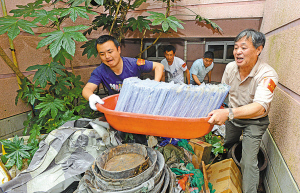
(221, 63, 231, 85)
(253, 72, 278, 111)
(88, 65, 103, 85)
(177, 57, 187, 71)
(134, 58, 153, 73)
(190, 60, 200, 75)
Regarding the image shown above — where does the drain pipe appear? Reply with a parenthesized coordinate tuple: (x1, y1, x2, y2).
(184, 40, 187, 63)
(183, 41, 187, 83)
(1, 0, 22, 88)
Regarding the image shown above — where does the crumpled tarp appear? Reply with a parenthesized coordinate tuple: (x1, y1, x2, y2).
(0, 118, 120, 193)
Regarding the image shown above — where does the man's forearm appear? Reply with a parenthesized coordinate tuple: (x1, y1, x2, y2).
(192, 74, 201, 85)
(82, 83, 98, 101)
(208, 102, 266, 125)
(232, 102, 265, 119)
(82, 87, 93, 101)
(208, 71, 212, 83)
(186, 69, 190, 84)
(153, 62, 164, 81)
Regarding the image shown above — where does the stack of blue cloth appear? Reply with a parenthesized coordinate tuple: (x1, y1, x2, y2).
(115, 77, 230, 118)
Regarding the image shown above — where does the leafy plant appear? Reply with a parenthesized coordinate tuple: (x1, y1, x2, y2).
(0, 135, 38, 170)
(205, 132, 225, 156)
(2, 1, 103, 143)
(123, 133, 134, 143)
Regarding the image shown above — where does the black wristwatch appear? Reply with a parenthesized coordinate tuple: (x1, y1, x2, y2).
(228, 108, 234, 121)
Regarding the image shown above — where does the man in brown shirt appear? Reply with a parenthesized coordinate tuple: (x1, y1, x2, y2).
(208, 29, 278, 193)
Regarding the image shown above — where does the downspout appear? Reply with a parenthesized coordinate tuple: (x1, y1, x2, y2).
(1, 0, 21, 88)
(184, 40, 187, 63)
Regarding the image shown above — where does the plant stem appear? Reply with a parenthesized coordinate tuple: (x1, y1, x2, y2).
(138, 0, 171, 58)
(109, 0, 123, 35)
(138, 29, 147, 58)
(206, 154, 219, 170)
(0, 44, 26, 80)
(118, 0, 131, 41)
(0, 44, 34, 112)
(1, 0, 22, 87)
(137, 32, 162, 57)
(166, 0, 171, 17)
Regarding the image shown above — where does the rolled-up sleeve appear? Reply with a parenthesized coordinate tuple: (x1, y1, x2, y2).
(253, 71, 278, 112)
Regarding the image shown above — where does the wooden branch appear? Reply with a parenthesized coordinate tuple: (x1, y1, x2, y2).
(0, 44, 26, 80)
(109, 0, 123, 35)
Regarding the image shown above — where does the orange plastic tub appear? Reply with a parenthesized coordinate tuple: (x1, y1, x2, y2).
(96, 94, 214, 139)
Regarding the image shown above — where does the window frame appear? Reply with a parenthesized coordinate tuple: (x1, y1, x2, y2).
(205, 41, 235, 63)
(144, 42, 169, 61)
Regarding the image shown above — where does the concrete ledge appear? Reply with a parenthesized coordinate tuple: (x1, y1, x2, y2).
(0, 112, 29, 140)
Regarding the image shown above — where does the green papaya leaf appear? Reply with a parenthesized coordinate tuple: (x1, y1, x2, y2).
(93, 0, 104, 6)
(0, 135, 33, 170)
(37, 25, 88, 57)
(127, 16, 150, 32)
(60, 7, 97, 22)
(10, 2, 43, 17)
(131, 0, 147, 9)
(35, 94, 65, 119)
(31, 9, 58, 25)
(81, 39, 98, 58)
(0, 16, 37, 40)
(26, 62, 66, 88)
(53, 48, 73, 65)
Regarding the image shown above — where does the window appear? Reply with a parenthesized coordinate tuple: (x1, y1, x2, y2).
(144, 43, 168, 61)
(205, 41, 234, 63)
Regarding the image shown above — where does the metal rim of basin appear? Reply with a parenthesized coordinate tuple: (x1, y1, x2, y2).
(92, 146, 158, 191)
(149, 166, 166, 193)
(96, 143, 149, 179)
(90, 150, 165, 193)
(158, 166, 170, 193)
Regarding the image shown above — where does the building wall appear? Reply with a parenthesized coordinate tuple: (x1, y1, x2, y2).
(259, 0, 300, 190)
(0, 0, 265, 123)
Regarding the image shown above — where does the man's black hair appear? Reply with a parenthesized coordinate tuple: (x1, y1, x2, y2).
(163, 45, 176, 53)
(95, 35, 120, 49)
(203, 51, 214, 59)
